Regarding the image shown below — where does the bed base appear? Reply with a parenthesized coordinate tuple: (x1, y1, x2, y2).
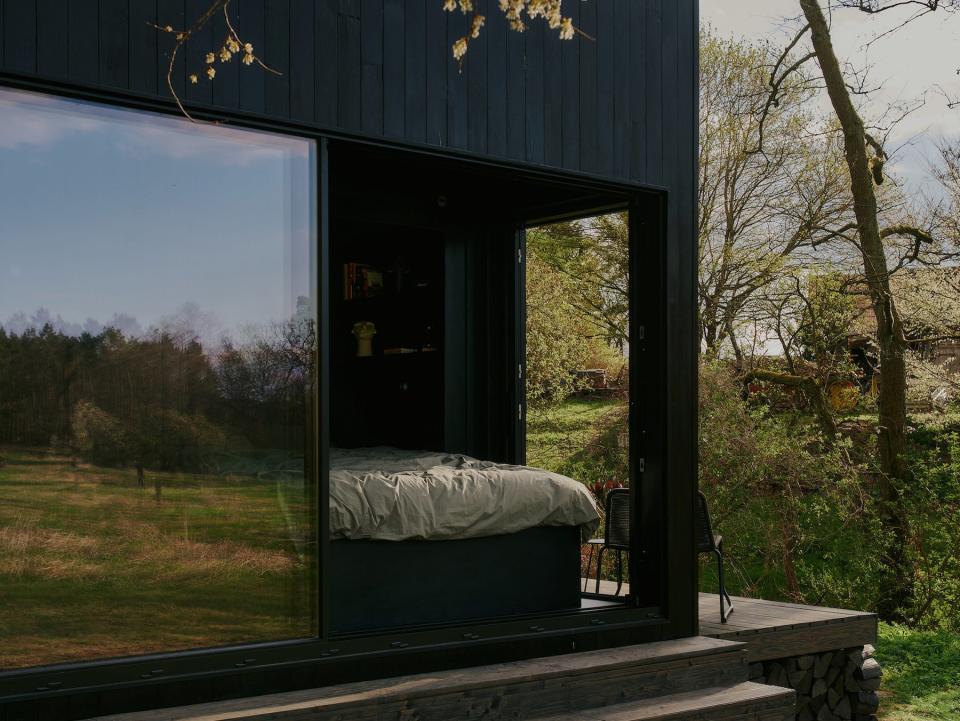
(329, 525, 582, 634)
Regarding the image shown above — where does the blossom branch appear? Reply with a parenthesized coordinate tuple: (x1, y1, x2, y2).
(152, 0, 280, 121)
(443, 0, 582, 65)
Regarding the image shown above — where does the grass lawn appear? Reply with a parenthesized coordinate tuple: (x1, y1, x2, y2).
(526, 394, 628, 483)
(0, 446, 315, 669)
(877, 624, 960, 720)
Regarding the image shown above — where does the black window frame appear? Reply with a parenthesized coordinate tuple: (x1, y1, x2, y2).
(0, 78, 675, 715)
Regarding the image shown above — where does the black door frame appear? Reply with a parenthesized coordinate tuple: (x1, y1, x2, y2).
(517, 196, 666, 609)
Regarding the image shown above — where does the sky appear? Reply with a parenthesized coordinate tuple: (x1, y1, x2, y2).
(702, 0, 960, 198)
(0, 87, 315, 345)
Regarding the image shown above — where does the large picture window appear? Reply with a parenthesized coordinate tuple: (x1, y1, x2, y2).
(0, 88, 317, 669)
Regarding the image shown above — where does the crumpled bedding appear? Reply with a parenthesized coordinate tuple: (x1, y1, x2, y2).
(329, 447, 601, 542)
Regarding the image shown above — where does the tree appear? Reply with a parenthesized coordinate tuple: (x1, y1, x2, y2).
(744, 271, 864, 441)
(934, 142, 960, 253)
(698, 32, 851, 359)
(528, 216, 630, 351)
(524, 246, 595, 407)
(760, 0, 947, 620)
(739, 0, 960, 619)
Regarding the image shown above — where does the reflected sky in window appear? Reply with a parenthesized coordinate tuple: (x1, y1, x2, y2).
(0, 88, 314, 344)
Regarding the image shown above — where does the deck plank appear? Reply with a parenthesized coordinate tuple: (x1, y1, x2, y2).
(582, 581, 877, 662)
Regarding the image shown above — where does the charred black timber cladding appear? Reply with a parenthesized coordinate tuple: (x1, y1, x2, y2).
(749, 645, 883, 721)
(0, 1, 699, 718)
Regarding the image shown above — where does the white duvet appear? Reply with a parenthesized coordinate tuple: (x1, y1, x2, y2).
(329, 447, 601, 541)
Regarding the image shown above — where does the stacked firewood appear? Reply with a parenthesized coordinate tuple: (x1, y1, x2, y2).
(748, 644, 881, 721)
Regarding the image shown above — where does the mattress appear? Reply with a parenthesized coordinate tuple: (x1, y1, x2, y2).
(329, 447, 601, 542)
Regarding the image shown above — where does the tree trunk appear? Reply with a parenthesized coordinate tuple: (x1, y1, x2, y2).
(781, 489, 803, 602)
(799, 0, 912, 622)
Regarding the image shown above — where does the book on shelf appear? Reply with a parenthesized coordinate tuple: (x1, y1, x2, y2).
(343, 263, 384, 300)
(383, 347, 420, 355)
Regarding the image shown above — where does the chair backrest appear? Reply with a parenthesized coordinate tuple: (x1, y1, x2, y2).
(604, 488, 631, 549)
(695, 491, 716, 553)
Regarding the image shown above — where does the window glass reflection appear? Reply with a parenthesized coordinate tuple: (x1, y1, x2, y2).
(0, 88, 317, 669)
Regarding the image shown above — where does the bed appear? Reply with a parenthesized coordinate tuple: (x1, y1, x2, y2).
(328, 447, 601, 634)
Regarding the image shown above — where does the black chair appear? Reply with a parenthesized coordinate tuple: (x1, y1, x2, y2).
(696, 491, 733, 623)
(583, 488, 630, 596)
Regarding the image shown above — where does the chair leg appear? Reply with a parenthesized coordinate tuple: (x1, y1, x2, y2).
(716, 547, 733, 623)
(614, 550, 623, 597)
(595, 546, 606, 595)
(716, 550, 726, 623)
(583, 545, 595, 593)
(719, 540, 734, 620)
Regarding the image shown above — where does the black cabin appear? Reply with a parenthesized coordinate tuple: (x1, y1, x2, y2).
(0, 1, 698, 718)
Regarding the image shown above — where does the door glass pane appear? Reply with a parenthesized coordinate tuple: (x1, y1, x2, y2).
(0, 88, 317, 669)
(525, 213, 631, 601)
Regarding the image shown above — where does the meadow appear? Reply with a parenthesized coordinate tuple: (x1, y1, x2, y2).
(0, 446, 314, 669)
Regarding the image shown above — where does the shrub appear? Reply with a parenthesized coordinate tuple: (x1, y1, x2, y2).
(133, 408, 227, 472)
(72, 400, 226, 473)
(698, 359, 885, 610)
(71, 401, 131, 467)
(903, 420, 960, 630)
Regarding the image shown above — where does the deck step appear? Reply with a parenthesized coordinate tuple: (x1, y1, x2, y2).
(95, 637, 750, 721)
(531, 682, 796, 721)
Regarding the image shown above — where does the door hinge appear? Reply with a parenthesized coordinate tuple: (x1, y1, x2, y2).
(518, 248, 523, 264)
(638, 325, 646, 341)
(518, 363, 523, 380)
(518, 403, 523, 421)
(638, 458, 646, 473)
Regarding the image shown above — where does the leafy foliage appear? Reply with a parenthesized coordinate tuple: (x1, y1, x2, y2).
(699, 359, 887, 608)
(72, 401, 132, 468)
(527, 215, 629, 350)
(902, 422, 960, 629)
(524, 249, 594, 406)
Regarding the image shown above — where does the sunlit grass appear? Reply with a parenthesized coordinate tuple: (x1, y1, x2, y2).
(877, 623, 960, 720)
(526, 395, 627, 483)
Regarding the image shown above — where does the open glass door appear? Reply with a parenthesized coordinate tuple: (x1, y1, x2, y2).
(523, 212, 634, 608)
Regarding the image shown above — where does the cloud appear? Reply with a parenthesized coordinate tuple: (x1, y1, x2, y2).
(111, 117, 305, 167)
(0, 90, 103, 150)
(0, 85, 311, 167)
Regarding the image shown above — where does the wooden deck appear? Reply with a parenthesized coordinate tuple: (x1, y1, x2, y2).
(698, 593, 877, 662)
(586, 581, 877, 663)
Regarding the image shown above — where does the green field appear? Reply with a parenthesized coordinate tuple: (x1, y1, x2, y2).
(0, 402, 622, 671)
(0, 446, 314, 669)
